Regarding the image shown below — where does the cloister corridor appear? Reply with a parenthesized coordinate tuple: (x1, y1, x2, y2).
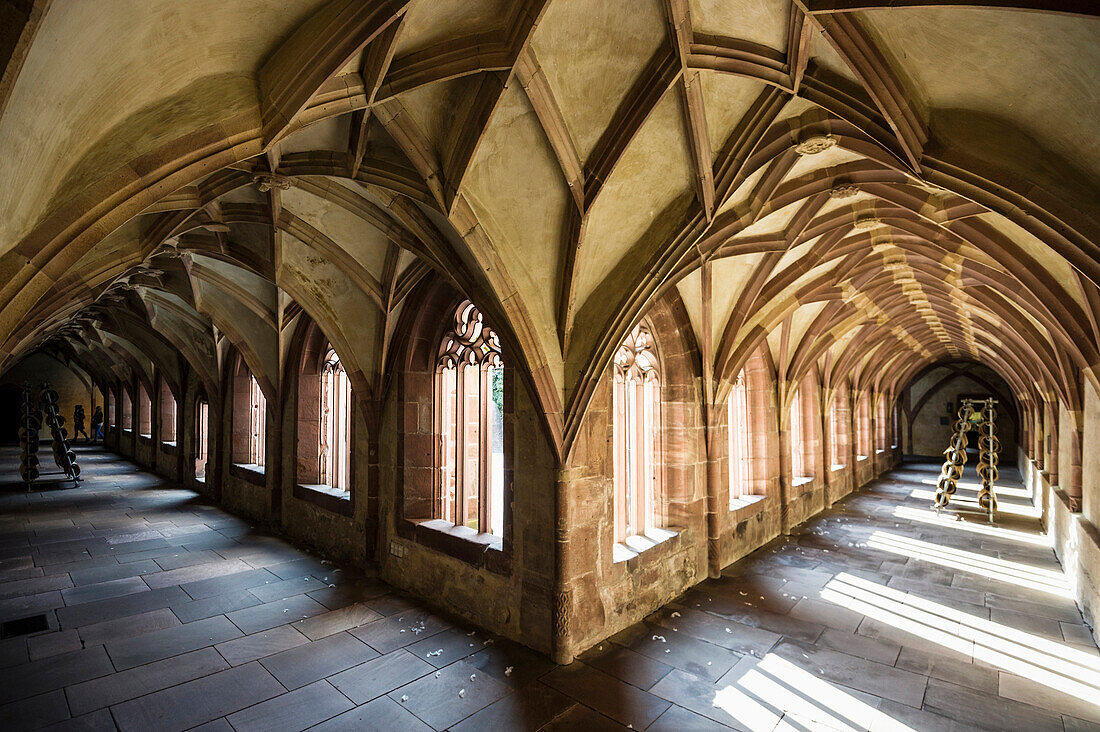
(0, 446, 1094, 731)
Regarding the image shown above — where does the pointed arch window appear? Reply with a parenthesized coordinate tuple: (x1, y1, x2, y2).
(728, 369, 752, 505)
(789, 387, 805, 479)
(122, 389, 132, 431)
(138, 384, 152, 438)
(195, 399, 209, 481)
(160, 379, 177, 445)
(435, 300, 505, 535)
(613, 322, 662, 544)
(320, 348, 352, 493)
(248, 374, 266, 467)
(108, 390, 116, 429)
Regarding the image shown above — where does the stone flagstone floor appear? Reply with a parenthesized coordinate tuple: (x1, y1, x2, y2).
(0, 445, 1098, 731)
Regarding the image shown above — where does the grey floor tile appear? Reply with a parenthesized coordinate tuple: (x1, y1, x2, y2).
(648, 703, 737, 731)
(56, 584, 188, 628)
(39, 707, 117, 731)
(170, 588, 261, 623)
(348, 609, 451, 653)
(308, 695, 434, 732)
(449, 684, 574, 732)
(180, 568, 280, 602)
(61, 576, 149, 606)
(27, 629, 83, 660)
(106, 614, 241, 670)
(388, 656, 513, 729)
(247, 575, 325, 603)
(293, 602, 382, 641)
(225, 679, 352, 732)
(259, 631, 379, 690)
(76, 606, 180, 646)
(327, 649, 434, 704)
(924, 678, 1064, 731)
(226, 593, 328, 635)
(65, 646, 229, 716)
(0, 645, 115, 704)
(214, 624, 308, 666)
(110, 661, 285, 732)
(68, 559, 160, 586)
(0, 689, 71, 732)
(141, 559, 254, 590)
(543, 662, 671, 730)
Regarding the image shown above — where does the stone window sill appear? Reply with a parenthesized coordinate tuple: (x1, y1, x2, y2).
(857, 455, 869, 462)
(792, 476, 814, 488)
(415, 519, 504, 553)
(294, 483, 353, 517)
(875, 449, 886, 455)
(162, 441, 177, 447)
(139, 433, 152, 440)
(613, 526, 678, 564)
(729, 494, 766, 513)
(231, 463, 266, 486)
(830, 463, 846, 472)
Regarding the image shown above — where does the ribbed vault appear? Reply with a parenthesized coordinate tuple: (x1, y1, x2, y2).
(0, 0, 1097, 462)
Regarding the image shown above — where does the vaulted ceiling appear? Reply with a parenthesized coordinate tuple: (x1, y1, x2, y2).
(1, 0, 1097, 458)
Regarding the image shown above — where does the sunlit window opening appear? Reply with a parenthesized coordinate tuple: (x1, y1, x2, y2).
(160, 380, 176, 444)
(248, 374, 266, 467)
(107, 390, 116, 429)
(435, 300, 504, 536)
(789, 387, 805, 479)
(138, 384, 152, 437)
(728, 370, 751, 507)
(613, 322, 661, 544)
(122, 389, 132, 431)
(320, 348, 352, 493)
(856, 394, 870, 458)
(195, 399, 208, 482)
(830, 396, 845, 468)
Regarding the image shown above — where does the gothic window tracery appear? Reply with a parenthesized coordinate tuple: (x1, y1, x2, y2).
(320, 348, 351, 493)
(613, 322, 662, 543)
(435, 300, 504, 535)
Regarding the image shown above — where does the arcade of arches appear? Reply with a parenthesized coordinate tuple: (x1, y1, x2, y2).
(1, 0, 1099, 724)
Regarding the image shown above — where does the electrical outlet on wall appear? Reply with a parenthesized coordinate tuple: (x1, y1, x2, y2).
(389, 540, 405, 558)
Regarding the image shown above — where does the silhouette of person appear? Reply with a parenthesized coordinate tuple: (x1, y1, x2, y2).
(90, 406, 104, 442)
(73, 405, 89, 442)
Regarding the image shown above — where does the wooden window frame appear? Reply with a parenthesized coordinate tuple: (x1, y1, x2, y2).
(319, 347, 352, 493)
(612, 321, 662, 544)
(248, 373, 266, 467)
(195, 398, 209, 481)
(433, 300, 505, 536)
(790, 387, 805, 479)
(728, 369, 751, 506)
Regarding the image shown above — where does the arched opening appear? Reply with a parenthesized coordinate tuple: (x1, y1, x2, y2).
(195, 397, 209, 482)
(612, 320, 662, 544)
(160, 378, 176, 444)
(138, 383, 151, 438)
(435, 299, 505, 536)
(232, 354, 266, 470)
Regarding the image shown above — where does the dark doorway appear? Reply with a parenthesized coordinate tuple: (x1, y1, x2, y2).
(0, 385, 21, 445)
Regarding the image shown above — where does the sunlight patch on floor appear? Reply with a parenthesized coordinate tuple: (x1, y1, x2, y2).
(713, 654, 920, 731)
(907, 487, 1042, 518)
(891, 505, 1050, 547)
(823, 573, 1100, 712)
(866, 531, 1070, 597)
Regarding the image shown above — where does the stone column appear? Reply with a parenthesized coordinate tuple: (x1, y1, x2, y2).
(552, 467, 573, 665)
(777, 380, 792, 534)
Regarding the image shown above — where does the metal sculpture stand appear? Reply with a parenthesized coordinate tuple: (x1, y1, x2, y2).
(933, 398, 998, 523)
(41, 386, 81, 485)
(18, 383, 81, 490)
(19, 384, 42, 487)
